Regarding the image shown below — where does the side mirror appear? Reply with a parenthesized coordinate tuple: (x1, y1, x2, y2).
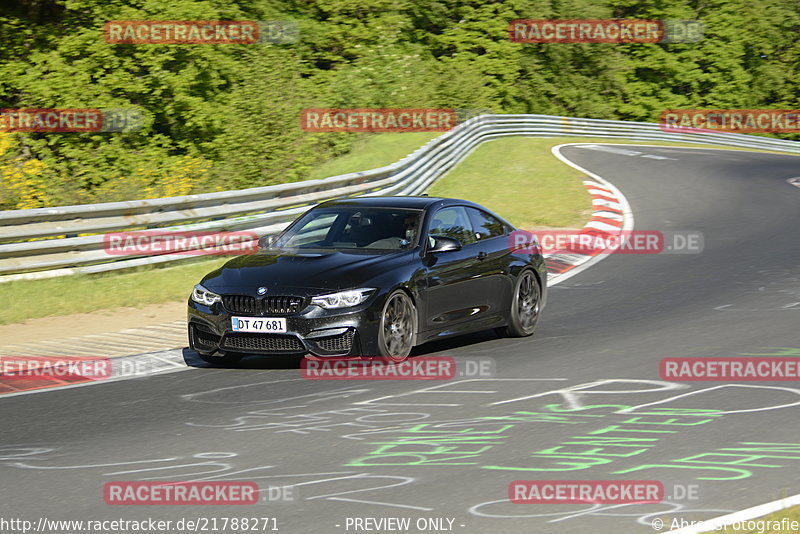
(258, 234, 278, 250)
(427, 235, 462, 253)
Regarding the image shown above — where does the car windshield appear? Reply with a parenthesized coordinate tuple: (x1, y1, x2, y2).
(277, 207, 423, 251)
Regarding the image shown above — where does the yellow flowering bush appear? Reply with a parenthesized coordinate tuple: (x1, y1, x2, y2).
(145, 157, 209, 198)
(92, 156, 212, 202)
(0, 133, 50, 210)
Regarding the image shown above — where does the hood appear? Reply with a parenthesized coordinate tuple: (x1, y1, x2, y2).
(200, 249, 414, 295)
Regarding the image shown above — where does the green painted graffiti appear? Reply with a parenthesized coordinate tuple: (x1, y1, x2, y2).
(481, 407, 722, 472)
(613, 442, 800, 480)
(345, 405, 725, 470)
(345, 423, 514, 467)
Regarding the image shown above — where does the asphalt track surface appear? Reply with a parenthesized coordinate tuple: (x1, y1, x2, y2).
(2, 145, 799, 534)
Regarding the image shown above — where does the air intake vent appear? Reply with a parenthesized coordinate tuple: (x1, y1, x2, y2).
(222, 295, 304, 315)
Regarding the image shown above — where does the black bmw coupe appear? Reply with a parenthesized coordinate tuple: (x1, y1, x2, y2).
(188, 196, 546, 364)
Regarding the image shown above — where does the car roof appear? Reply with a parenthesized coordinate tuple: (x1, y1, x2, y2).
(316, 196, 479, 210)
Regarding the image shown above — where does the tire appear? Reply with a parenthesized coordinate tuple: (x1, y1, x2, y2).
(499, 269, 541, 338)
(197, 352, 243, 367)
(377, 290, 417, 362)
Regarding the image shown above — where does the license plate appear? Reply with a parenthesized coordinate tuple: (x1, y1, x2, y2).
(231, 317, 287, 333)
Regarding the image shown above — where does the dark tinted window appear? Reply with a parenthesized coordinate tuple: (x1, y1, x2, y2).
(428, 206, 476, 245)
(281, 207, 422, 250)
(467, 207, 506, 240)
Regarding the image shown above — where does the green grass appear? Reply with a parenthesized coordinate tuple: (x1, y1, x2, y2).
(0, 257, 228, 325)
(427, 137, 593, 229)
(3, 134, 796, 325)
(306, 132, 441, 180)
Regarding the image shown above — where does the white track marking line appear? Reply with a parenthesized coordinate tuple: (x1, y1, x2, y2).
(668, 493, 800, 533)
(0, 350, 194, 399)
(582, 142, 800, 154)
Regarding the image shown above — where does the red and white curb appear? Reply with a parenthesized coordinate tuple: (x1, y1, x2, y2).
(543, 144, 634, 285)
(0, 350, 192, 398)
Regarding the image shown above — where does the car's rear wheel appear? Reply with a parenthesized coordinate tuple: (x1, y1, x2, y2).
(377, 290, 416, 362)
(498, 270, 541, 338)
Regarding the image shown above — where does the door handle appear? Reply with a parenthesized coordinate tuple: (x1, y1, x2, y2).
(476, 251, 488, 260)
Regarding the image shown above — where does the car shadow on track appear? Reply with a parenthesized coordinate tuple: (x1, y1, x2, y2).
(181, 347, 304, 369)
(181, 329, 505, 370)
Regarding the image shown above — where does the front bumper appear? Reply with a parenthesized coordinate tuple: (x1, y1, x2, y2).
(188, 298, 380, 358)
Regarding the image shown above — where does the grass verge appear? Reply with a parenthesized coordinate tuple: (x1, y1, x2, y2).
(0, 258, 227, 325)
(427, 137, 593, 228)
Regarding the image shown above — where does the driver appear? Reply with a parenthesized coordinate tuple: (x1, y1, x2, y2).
(402, 213, 419, 245)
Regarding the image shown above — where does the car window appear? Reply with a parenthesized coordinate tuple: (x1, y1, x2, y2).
(428, 206, 476, 245)
(284, 212, 339, 246)
(281, 208, 422, 250)
(467, 207, 507, 240)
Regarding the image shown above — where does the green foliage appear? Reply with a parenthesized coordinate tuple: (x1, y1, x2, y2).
(0, 0, 797, 209)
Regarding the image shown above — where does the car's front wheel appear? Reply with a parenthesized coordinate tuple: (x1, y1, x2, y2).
(498, 269, 541, 338)
(377, 290, 417, 362)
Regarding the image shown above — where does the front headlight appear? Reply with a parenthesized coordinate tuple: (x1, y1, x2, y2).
(191, 284, 221, 306)
(311, 288, 375, 309)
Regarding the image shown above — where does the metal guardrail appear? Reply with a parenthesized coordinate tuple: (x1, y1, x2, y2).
(2, 114, 799, 282)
